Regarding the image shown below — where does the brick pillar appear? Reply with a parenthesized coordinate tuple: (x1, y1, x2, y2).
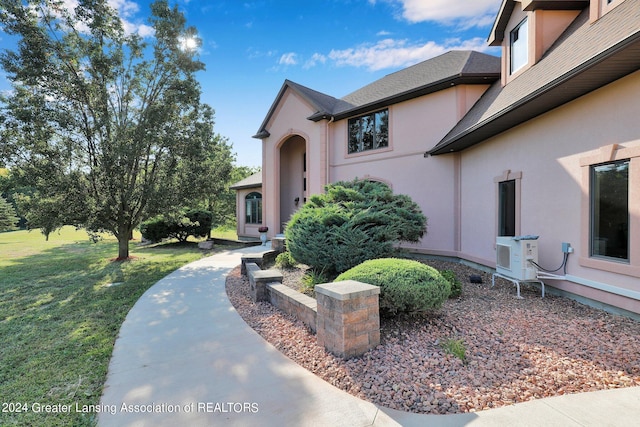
(315, 280, 380, 359)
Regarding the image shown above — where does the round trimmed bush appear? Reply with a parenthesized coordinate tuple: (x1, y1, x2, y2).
(335, 258, 451, 315)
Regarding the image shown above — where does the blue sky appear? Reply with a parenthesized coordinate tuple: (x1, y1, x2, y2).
(0, 0, 503, 168)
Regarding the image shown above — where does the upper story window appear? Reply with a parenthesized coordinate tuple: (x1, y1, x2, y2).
(348, 109, 389, 154)
(510, 17, 528, 74)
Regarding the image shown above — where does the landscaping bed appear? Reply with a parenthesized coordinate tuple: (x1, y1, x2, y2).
(225, 259, 640, 415)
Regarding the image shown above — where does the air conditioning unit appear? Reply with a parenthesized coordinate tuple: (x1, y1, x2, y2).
(496, 236, 539, 281)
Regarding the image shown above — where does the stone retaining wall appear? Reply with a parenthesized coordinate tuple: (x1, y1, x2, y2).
(241, 252, 380, 359)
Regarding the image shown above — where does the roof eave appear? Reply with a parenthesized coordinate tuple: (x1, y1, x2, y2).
(522, 0, 589, 12)
(230, 182, 262, 190)
(252, 130, 270, 139)
(427, 34, 640, 156)
(488, 0, 515, 46)
(333, 74, 500, 121)
(307, 112, 334, 122)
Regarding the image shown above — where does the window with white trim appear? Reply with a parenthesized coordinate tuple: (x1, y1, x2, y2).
(510, 18, 528, 74)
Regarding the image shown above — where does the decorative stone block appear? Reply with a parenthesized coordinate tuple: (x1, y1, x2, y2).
(198, 240, 214, 250)
(315, 280, 380, 359)
(248, 268, 283, 302)
(272, 237, 286, 253)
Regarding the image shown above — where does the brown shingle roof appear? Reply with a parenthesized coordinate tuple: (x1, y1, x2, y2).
(429, 0, 640, 155)
(253, 51, 500, 138)
(339, 51, 500, 110)
(229, 172, 262, 190)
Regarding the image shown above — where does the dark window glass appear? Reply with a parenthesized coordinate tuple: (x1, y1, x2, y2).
(245, 192, 262, 224)
(499, 180, 516, 237)
(348, 109, 389, 154)
(591, 160, 629, 260)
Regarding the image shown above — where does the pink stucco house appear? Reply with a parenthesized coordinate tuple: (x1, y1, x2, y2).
(234, 0, 640, 316)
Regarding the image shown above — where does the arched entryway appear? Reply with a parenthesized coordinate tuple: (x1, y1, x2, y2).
(279, 135, 306, 232)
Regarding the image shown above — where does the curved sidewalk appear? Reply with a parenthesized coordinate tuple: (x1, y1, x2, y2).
(99, 245, 640, 427)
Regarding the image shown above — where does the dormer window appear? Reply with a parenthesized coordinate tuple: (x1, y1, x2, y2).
(510, 17, 528, 74)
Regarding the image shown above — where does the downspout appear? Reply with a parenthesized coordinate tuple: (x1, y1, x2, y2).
(325, 115, 334, 188)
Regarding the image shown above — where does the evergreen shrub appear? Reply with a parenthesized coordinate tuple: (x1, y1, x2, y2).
(335, 258, 451, 315)
(140, 209, 212, 243)
(285, 180, 427, 275)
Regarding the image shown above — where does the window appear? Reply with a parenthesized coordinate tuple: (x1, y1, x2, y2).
(510, 18, 528, 74)
(590, 160, 629, 261)
(499, 180, 516, 236)
(348, 109, 389, 154)
(495, 171, 521, 238)
(245, 192, 262, 224)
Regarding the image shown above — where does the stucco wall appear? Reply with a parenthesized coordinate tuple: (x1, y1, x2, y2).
(328, 85, 488, 254)
(261, 89, 326, 235)
(458, 70, 640, 314)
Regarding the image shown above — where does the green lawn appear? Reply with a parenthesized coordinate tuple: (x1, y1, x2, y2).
(0, 227, 233, 426)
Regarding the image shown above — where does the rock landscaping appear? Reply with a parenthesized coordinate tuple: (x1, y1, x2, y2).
(225, 259, 640, 415)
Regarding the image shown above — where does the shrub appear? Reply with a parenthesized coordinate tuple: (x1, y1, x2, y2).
(181, 209, 213, 240)
(285, 180, 427, 275)
(301, 269, 329, 295)
(441, 270, 462, 298)
(335, 258, 451, 315)
(140, 216, 169, 243)
(275, 251, 297, 269)
(140, 209, 213, 243)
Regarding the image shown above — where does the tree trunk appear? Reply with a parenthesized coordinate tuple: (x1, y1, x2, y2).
(117, 227, 130, 260)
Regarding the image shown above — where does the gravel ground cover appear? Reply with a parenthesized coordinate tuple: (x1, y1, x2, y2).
(225, 259, 640, 414)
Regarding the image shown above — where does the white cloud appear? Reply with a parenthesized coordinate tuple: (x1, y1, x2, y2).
(394, 0, 501, 27)
(303, 53, 327, 69)
(107, 0, 140, 18)
(279, 52, 298, 66)
(327, 37, 489, 71)
(53, 0, 153, 37)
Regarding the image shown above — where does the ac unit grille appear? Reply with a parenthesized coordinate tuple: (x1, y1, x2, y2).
(497, 244, 511, 270)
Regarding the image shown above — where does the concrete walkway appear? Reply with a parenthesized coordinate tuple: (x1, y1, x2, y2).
(99, 245, 640, 427)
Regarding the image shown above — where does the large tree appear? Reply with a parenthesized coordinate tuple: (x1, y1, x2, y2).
(0, 0, 230, 258)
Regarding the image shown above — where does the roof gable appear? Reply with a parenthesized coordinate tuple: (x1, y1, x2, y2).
(488, 0, 588, 46)
(252, 80, 353, 139)
(253, 51, 500, 139)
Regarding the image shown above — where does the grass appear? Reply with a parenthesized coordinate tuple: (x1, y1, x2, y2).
(0, 227, 220, 426)
(440, 337, 467, 364)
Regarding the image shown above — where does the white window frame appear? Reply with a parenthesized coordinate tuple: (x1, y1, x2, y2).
(510, 17, 528, 75)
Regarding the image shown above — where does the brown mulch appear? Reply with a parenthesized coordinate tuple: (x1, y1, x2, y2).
(225, 259, 640, 414)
